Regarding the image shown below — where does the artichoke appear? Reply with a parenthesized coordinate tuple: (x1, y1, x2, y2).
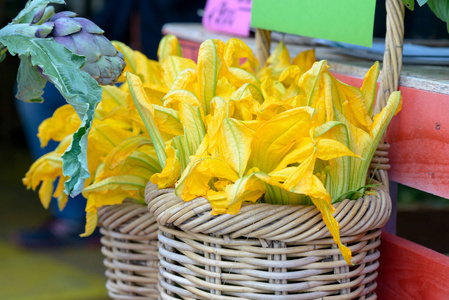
(34, 10, 125, 86)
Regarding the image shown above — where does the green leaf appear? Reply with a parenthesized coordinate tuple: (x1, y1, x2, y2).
(16, 55, 46, 102)
(427, 0, 449, 32)
(0, 24, 103, 196)
(12, 0, 64, 24)
(0, 45, 7, 63)
(333, 183, 381, 203)
(401, 0, 415, 10)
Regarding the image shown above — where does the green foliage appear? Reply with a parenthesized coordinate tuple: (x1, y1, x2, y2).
(0, 0, 103, 196)
(427, 0, 449, 32)
(16, 55, 46, 103)
(11, 0, 63, 24)
(402, 0, 449, 32)
(402, 0, 415, 10)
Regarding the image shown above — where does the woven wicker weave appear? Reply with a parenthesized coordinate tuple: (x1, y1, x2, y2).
(146, 182, 390, 299)
(98, 200, 159, 299)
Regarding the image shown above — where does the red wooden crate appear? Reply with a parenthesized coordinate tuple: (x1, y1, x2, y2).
(378, 231, 449, 299)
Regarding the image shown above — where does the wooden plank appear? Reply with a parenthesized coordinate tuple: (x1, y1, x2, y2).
(333, 73, 449, 199)
(377, 231, 449, 299)
(387, 86, 449, 199)
(178, 39, 200, 62)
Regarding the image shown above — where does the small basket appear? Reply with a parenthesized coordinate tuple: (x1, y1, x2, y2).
(145, 182, 391, 299)
(98, 200, 159, 299)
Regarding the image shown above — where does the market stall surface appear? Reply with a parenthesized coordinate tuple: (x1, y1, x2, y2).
(0, 145, 108, 300)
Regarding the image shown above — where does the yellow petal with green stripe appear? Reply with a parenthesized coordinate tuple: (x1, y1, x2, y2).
(265, 40, 291, 78)
(157, 34, 182, 63)
(361, 61, 380, 117)
(227, 67, 261, 88)
(162, 56, 197, 88)
(334, 79, 373, 130)
(154, 105, 183, 138)
(175, 157, 239, 201)
(197, 39, 227, 114)
(308, 176, 353, 265)
(292, 49, 316, 73)
(211, 174, 265, 215)
(143, 83, 169, 106)
(250, 106, 315, 172)
(273, 137, 314, 172)
(178, 101, 206, 156)
(220, 118, 253, 176)
(231, 83, 264, 104)
(278, 65, 301, 86)
(83, 174, 148, 197)
(37, 104, 80, 147)
(96, 85, 128, 117)
(297, 60, 328, 107)
(315, 138, 359, 160)
(224, 38, 258, 72)
(151, 142, 181, 188)
(171, 68, 198, 92)
(104, 135, 153, 169)
(162, 89, 202, 115)
(127, 72, 167, 167)
(113, 41, 163, 85)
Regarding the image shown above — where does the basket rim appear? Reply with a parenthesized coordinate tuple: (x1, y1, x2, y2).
(145, 181, 391, 241)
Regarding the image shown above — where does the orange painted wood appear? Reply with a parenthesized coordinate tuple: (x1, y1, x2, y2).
(178, 39, 199, 62)
(377, 231, 449, 299)
(333, 73, 449, 199)
(387, 87, 449, 199)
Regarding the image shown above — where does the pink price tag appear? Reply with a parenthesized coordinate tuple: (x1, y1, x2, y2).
(202, 0, 252, 37)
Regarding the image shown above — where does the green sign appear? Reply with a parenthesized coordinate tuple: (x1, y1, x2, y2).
(251, 0, 377, 47)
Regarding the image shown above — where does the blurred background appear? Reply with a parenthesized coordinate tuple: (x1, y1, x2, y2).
(0, 0, 448, 299)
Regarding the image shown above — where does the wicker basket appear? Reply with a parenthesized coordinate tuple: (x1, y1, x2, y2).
(144, 0, 405, 297)
(98, 200, 159, 299)
(146, 181, 391, 299)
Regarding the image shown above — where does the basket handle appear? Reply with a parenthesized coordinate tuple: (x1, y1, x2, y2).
(374, 0, 405, 187)
(375, 0, 405, 115)
(255, 28, 271, 67)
